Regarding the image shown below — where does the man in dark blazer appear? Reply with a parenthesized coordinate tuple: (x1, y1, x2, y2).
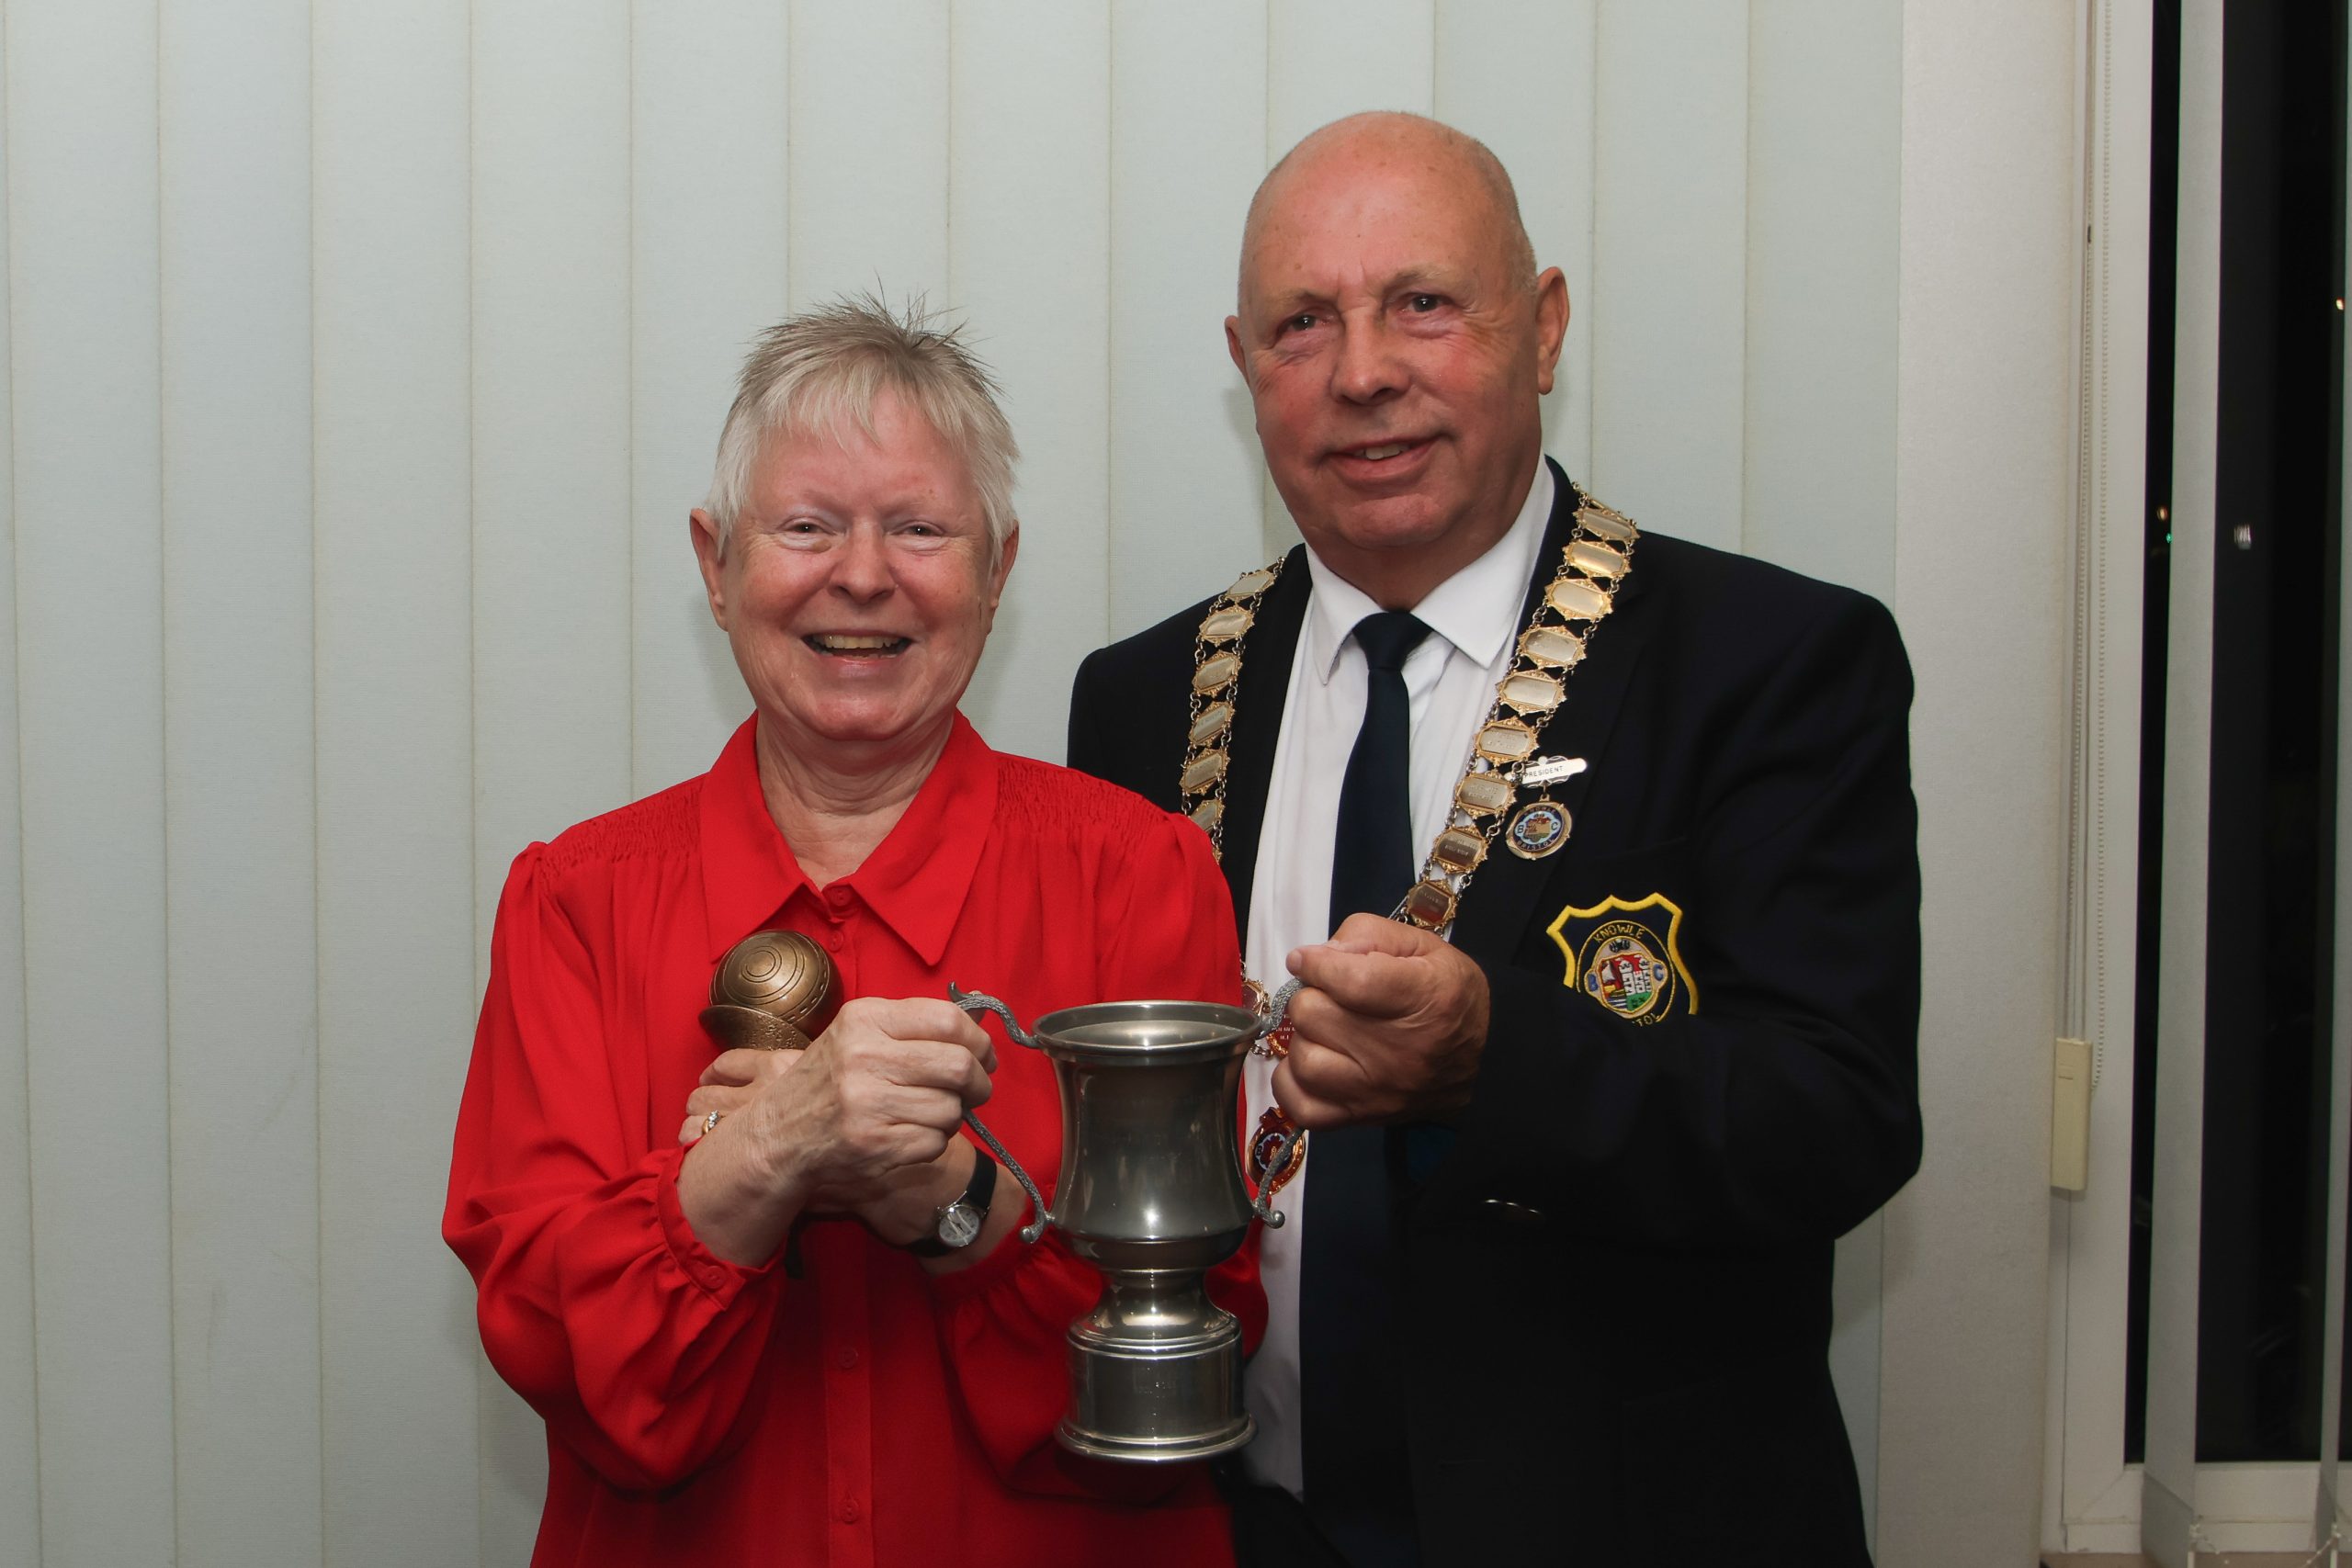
(1066, 112, 1921, 1566)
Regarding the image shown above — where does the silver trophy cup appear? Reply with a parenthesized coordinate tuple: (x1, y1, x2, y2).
(948, 988, 1298, 1465)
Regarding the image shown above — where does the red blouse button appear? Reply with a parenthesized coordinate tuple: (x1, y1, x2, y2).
(833, 1347, 859, 1371)
(820, 929, 843, 953)
(823, 886, 853, 910)
(839, 1495, 863, 1524)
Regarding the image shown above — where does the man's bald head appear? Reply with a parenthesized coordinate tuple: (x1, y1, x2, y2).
(1222, 109, 1569, 610)
(1239, 112, 1538, 309)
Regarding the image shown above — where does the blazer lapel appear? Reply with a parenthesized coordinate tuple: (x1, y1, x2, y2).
(1218, 545, 1310, 934)
(1452, 463, 1654, 959)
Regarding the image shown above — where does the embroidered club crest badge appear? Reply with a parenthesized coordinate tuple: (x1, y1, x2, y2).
(1582, 924, 1672, 1019)
(1544, 893, 1699, 1025)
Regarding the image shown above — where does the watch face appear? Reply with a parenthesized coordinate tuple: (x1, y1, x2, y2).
(936, 1201, 983, 1249)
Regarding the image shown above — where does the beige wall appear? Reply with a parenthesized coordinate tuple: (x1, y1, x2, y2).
(1878, 3, 2081, 1566)
(0, 2, 2078, 1563)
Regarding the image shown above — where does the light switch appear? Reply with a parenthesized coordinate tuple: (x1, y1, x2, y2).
(2052, 1036, 2091, 1191)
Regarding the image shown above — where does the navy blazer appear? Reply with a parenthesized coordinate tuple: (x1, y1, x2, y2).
(1067, 462, 1922, 1565)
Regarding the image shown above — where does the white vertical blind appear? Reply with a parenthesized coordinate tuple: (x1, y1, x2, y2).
(0, 4, 2089, 1561)
(1105, 0, 1268, 639)
(950, 0, 1114, 765)
(0, 22, 31, 1568)
(1878, 3, 2081, 1565)
(788, 0, 951, 310)
(628, 0, 790, 799)
(311, 2, 481, 1563)
(1590, 2, 1747, 552)
(1267, 0, 1435, 154)
(9, 0, 176, 1562)
(158, 1, 322, 1561)
(2043, 3, 2155, 1554)
(468, 15, 639, 1546)
(1741, 0, 1900, 597)
(1435, 1, 1600, 483)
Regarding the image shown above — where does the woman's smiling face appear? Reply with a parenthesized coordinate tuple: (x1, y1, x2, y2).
(692, 389, 1015, 762)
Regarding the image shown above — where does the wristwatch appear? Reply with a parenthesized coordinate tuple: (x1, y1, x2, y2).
(908, 1148, 997, 1258)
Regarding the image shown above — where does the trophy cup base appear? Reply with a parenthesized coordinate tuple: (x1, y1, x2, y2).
(1055, 1412, 1256, 1466)
(1057, 1296, 1254, 1464)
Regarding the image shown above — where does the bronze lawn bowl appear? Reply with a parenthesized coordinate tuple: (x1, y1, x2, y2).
(699, 929, 839, 1052)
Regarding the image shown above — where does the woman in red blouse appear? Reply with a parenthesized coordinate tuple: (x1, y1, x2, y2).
(444, 298, 1262, 1568)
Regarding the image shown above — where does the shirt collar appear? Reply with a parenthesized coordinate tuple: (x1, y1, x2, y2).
(1301, 457, 1554, 682)
(699, 710, 1000, 967)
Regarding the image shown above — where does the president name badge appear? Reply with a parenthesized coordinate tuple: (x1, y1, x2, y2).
(1544, 893, 1699, 1026)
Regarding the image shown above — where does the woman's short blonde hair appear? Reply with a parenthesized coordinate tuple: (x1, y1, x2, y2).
(705, 295, 1019, 566)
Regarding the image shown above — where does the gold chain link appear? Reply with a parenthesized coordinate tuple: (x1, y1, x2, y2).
(1177, 491, 1641, 926)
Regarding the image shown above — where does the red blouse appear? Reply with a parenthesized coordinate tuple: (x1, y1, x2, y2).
(445, 714, 1262, 1568)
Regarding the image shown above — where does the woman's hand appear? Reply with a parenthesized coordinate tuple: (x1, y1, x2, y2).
(675, 998, 996, 1265)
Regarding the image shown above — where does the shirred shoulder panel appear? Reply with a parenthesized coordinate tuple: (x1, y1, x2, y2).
(993, 753, 1197, 840)
(536, 774, 704, 876)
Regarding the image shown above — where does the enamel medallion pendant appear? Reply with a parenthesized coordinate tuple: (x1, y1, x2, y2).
(1250, 1106, 1306, 1198)
(1505, 799, 1571, 860)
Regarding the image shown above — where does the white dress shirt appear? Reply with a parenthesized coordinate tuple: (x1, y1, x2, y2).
(1238, 459, 1554, 1494)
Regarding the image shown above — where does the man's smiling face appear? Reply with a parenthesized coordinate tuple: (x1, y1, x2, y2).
(1227, 118, 1566, 607)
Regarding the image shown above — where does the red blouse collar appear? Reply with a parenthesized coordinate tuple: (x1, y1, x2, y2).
(697, 711, 1001, 967)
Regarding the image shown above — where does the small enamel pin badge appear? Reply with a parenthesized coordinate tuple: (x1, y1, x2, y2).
(1519, 755, 1588, 788)
(1506, 756, 1585, 859)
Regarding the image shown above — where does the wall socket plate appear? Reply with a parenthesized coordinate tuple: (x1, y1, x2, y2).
(2052, 1036, 2092, 1191)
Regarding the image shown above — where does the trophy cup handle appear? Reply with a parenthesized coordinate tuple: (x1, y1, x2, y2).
(947, 986, 1051, 1244)
(1249, 1127, 1305, 1228)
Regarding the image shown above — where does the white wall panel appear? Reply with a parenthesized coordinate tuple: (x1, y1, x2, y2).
(0, 38, 34, 1566)
(312, 2, 481, 1562)
(630, 0, 789, 797)
(1742, 0, 1900, 601)
(1879, 2, 2077, 1563)
(471, 0, 636, 898)
(1434, 0, 1599, 479)
(789, 0, 950, 309)
(157, 2, 322, 1560)
(470, 7, 636, 1553)
(1741, 16, 1905, 1531)
(1589, 1, 1747, 547)
(6, 0, 176, 1561)
(2046, 6, 2154, 1551)
(951, 0, 1111, 761)
(1267, 0, 1437, 154)
(1106, 0, 1269, 646)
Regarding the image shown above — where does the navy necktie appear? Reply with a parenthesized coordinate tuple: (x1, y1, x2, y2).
(1303, 610, 1430, 1567)
(1329, 612, 1432, 925)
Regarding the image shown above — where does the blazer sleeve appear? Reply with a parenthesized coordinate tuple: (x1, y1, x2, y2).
(1443, 594, 1922, 1249)
(443, 847, 787, 1491)
(1066, 648, 1113, 782)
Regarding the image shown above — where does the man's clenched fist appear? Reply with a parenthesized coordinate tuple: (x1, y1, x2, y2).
(1272, 912, 1489, 1128)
